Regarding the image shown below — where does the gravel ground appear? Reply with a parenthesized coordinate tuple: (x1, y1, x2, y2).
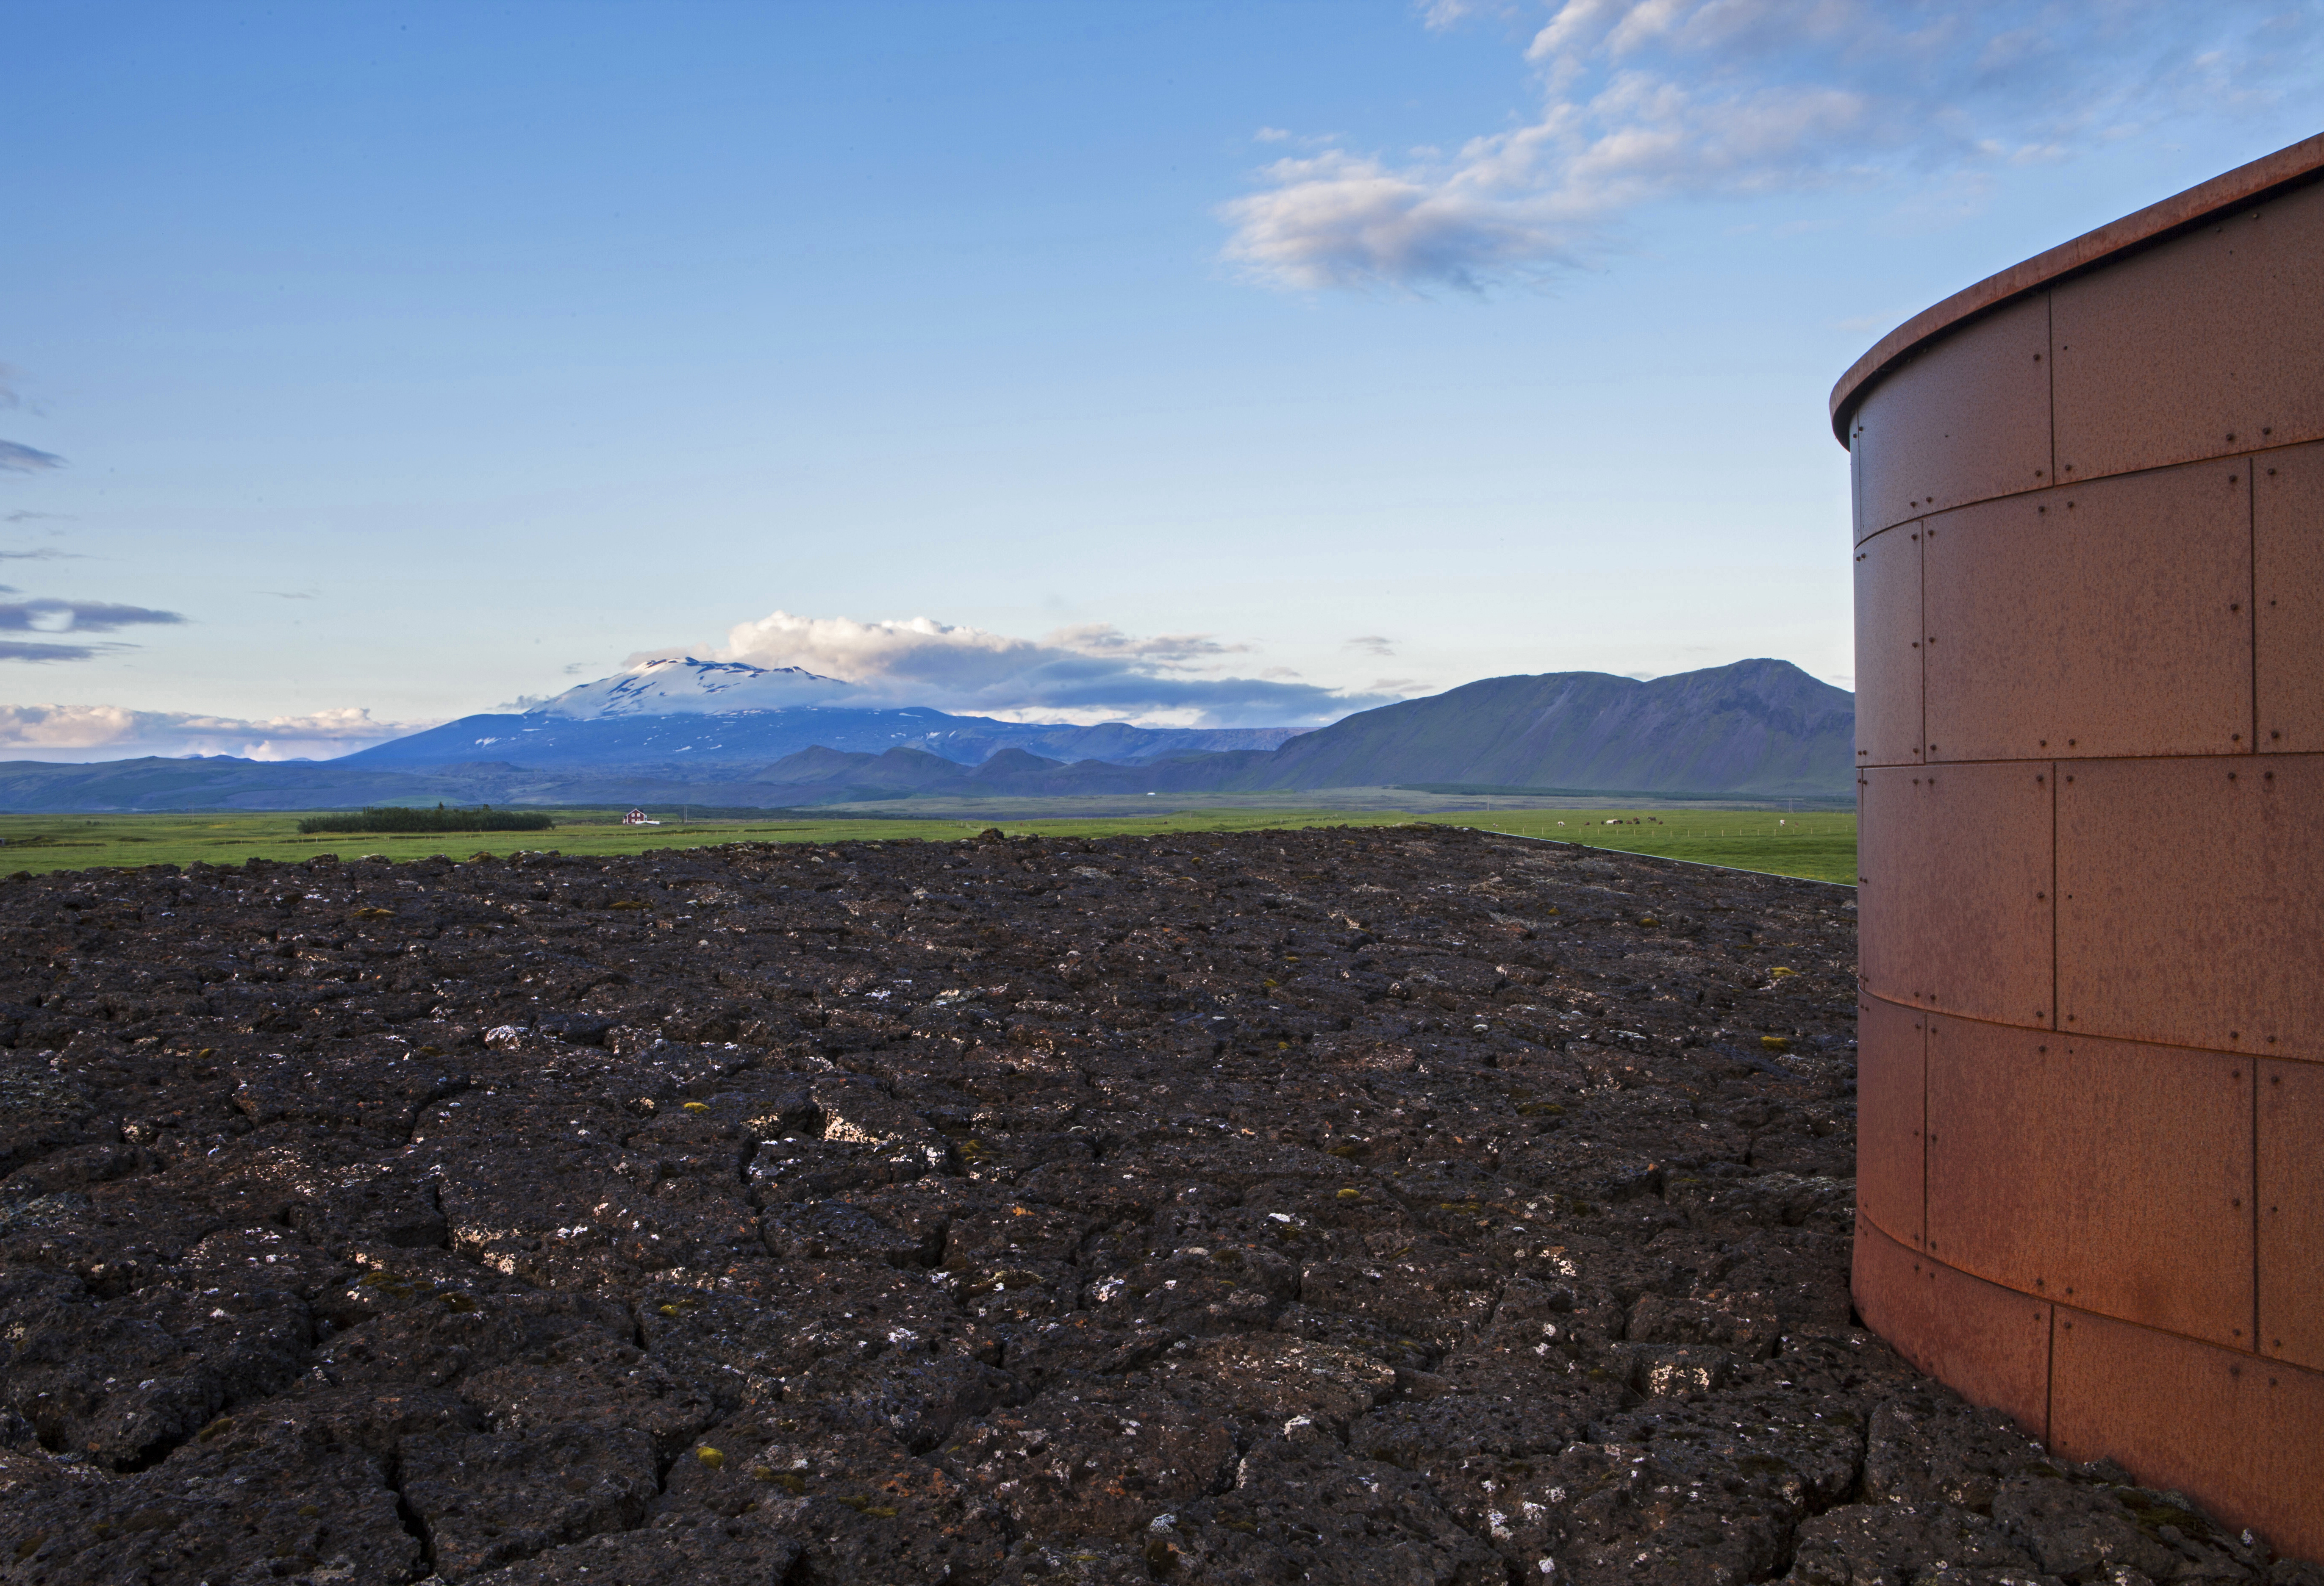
(0, 825, 2309, 1585)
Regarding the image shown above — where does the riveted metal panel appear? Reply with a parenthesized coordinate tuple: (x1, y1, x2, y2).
(2058, 754, 2324, 1060)
(1850, 420, 1866, 538)
(1832, 137, 2324, 444)
(1853, 525, 1924, 768)
(1853, 1219, 2052, 1444)
(1852, 292, 2053, 541)
(2258, 1059, 2324, 1373)
(1916, 1253, 2053, 1447)
(1927, 1018, 2253, 1349)
(1856, 762, 2054, 1026)
(1922, 463, 2253, 762)
(2054, 179, 2324, 483)
(1853, 765, 1913, 1000)
(2052, 1309, 2324, 1564)
(1855, 995, 1926, 1250)
(1851, 1213, 1922, 1372)
(2256, 438, 2324, 753)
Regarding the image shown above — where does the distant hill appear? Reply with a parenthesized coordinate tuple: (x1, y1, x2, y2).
(345, 665, 1303, 775)
(0, 658, 1852, 812)
(676, 659, 1853, 805)
(339, 707, 1300, 776)
(0, 756, 784, 815)
(1226, 658, 1851, 797)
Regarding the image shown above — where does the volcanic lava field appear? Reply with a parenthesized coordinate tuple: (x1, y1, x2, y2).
(0, 826, 2303, 1585)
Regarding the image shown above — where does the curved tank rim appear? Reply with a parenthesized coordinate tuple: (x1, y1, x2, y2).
(1828, 131, 2324, 447)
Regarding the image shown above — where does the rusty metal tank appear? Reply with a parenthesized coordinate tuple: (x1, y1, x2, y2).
(1835, 133, 2324, 1558)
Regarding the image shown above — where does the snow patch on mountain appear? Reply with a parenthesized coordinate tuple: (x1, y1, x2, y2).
(543, 656, 848, 718)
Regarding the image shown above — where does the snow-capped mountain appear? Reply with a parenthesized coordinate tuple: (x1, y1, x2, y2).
(541, 657, 849, 717)
(344, 703, 1304, 773)
(343, 655, 1307, 774)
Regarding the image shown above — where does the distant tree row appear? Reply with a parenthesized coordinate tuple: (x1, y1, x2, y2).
(296, 804, 555, 834)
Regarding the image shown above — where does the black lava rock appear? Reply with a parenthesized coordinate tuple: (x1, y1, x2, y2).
(0, 829, 2289, 1583)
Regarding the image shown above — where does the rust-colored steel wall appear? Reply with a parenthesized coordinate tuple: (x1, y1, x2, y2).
(1835, 134, 2324, 1561)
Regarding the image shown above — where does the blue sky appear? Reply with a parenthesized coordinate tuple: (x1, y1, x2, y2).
(4, 0, 2317, 758)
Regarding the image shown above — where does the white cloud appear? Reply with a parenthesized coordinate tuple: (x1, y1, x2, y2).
(0, 597, 183, 635)
(0, 704, 439, 763)
(648, 610, 1405, 728)
(0, 364, 65, 471)
(1041, 622, 1253, 665)
(0, 441, 65, 473)
(0, 597, 186, 662)
(1223, 0, 2316, 292)
(1420, 0, 1513, 28)
(1221, 147, 1588, 292)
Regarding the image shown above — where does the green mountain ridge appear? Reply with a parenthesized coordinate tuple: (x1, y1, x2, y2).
(1229, 658, 1849, 797)
(736, 658, 1850, 803)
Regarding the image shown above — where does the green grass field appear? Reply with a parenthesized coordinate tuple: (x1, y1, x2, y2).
(1441, 807, 1856, 884)
(0, 805, 1856, 886)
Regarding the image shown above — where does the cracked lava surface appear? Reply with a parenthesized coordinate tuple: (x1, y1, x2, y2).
(0, 825, 2309, 1585)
